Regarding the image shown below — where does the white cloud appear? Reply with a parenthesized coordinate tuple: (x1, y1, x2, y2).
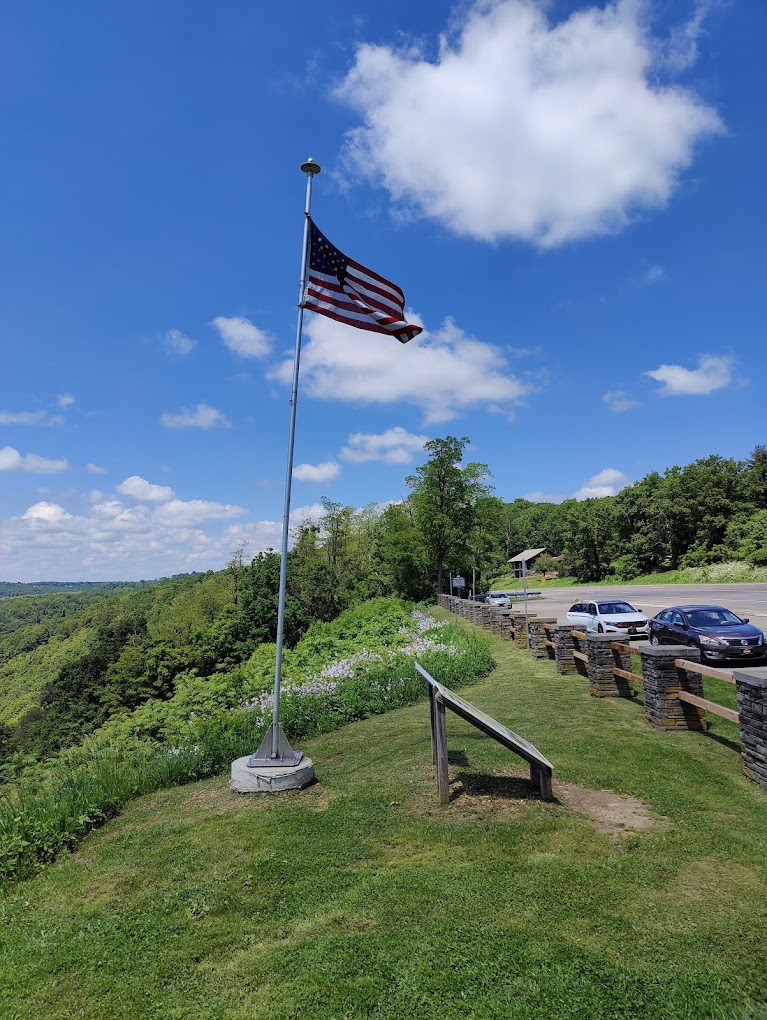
(335, 0, 722, 247)
(292, 461, 342, 484)
(522, 490, 566, 504)
(86, 462, 106, 474)
(57, 394, 76, 409)
(0, 446, 69, 473)
(0, 409, 63, 426)
(22, 501, 72, 524)
(340, 426, 428, 464)
(603, 389, 641, 413)
(164, 328, 197, 356)
(212, 316, 271, 359)
(117, 475, 176, 503)
(153, 499, 246, 527)
(523, 466, 631, 503)
(644, 354, 734, 396)
(573, 468, 630, 500)
(160, 403, 232, 429)
(269, 314, 535, 424)
(660, 1, 712, 73)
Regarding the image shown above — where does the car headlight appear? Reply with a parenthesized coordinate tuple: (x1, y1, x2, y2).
(699, 635, 728, 647)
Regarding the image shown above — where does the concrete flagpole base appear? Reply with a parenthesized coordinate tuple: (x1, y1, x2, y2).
(230, 755, 315, 794)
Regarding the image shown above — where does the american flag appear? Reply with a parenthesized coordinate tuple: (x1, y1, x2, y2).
(303, 219, 422, 344)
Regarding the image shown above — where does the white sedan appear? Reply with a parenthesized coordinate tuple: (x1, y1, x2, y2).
(566, 599, 649, 637)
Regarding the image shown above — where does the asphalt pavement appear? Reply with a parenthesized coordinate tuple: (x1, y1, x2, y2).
(504, 583, 767, 627)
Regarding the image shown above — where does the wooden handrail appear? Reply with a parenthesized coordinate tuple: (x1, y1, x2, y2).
(608, 641, 642, 657)
(613, 667, 644, 685)
(544, 639, 556, 649)
(678, 691, 739, 724)
(673, 658, 735, 685)
(570, 630, 586, 640)
(572, 650, 588, 663)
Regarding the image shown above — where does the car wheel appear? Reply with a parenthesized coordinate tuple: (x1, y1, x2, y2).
(650, 634, 659, 646)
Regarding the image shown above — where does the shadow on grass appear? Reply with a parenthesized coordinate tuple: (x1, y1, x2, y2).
(451, 770, 555, 804)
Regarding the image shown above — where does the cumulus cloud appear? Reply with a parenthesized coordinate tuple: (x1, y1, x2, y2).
(0, 446, 69, 473)
(340, 426, 428, 464)
(524, 467, 631, 503)
(86, 462, 106, 474)
(153, 498, 246, 527)
(292, 461, 342, 484)
(603, 389, 641, 413)
(644, 354, 734, 396)
(212, 316, 271, 358)
(269, 314, 535, 424)
(163, 328, 197, 356)
(117, 475, 176, 503)
(335, 0, 723, 247)
(573, 468, 630, 500)
(160, 403, 232, 429)
(0, 409, 63, 426)
(57, 394, 76, 409)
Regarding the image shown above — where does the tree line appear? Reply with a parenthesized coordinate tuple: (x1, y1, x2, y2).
(1, 437, 764, 769)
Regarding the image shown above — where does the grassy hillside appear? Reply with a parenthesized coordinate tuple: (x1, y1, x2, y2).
(2, 613, 766, 1019)
(490, 559, 767, 590)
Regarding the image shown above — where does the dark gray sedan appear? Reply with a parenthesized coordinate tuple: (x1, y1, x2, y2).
(649, 605, 766, 663)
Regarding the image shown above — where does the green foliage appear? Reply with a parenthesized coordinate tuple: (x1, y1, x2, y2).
(0, 600, 492, 884)
(4, 622, 767, 1019)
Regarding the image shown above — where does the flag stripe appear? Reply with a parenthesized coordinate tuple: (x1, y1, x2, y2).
(303, 301, 415, 343)
(306, 287, 410, 329)
(307, 277, 401, 318)
(347, 257, 405, 301)
(310, 268, 402, 316)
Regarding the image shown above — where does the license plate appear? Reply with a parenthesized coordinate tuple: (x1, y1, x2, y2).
(628, 628, 637, 634)
(743, 649, 752, 655)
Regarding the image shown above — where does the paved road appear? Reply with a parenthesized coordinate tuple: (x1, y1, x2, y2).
(506, 583, 767, 627)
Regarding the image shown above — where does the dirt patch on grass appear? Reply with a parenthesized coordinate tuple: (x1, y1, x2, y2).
(555, 781, 668, 839)
(404, 762, 666, 838)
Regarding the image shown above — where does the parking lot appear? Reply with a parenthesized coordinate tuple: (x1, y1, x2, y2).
(511, 583, 767, 628)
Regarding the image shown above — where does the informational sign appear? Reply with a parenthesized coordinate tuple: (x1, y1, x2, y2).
(451, 576, 465, 589)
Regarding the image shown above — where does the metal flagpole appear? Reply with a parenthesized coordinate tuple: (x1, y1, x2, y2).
(249, 156, 320, 768)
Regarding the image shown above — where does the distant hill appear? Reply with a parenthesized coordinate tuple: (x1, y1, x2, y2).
(0, 575, 200, 598)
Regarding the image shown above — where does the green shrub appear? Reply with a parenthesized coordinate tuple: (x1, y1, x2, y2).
(0, 602, 492, 885)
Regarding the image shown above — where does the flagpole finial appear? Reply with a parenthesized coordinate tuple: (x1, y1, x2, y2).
(300, 156, 321, 175)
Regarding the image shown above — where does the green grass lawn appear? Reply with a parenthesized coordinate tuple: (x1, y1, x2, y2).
(2, 611, 767, 1019)
(490, 561, 767, 590)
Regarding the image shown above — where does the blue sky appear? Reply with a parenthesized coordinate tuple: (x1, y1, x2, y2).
(1, 0, 765, 580)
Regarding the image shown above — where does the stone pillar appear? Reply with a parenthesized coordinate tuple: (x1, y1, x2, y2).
(585, 633, 635, 698)
(554, 623, 578, 675)
(639, 645, 706, 731)
(481, 605, 493, 630)
(499, 610, 513, 641)
(508, 611, 535, 649)
(528, 618, 557, 660)
(734, 667, 767, 790)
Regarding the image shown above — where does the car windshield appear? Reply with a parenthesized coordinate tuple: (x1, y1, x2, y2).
(686, 608, 742, 628)
(597, 602, 636, 615)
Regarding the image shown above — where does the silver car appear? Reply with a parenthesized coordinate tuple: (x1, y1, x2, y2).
(566, 599, 649, 637)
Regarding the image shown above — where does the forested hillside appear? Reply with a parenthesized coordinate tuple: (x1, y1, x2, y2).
(2, 438, 765, 768)
(0, 437, 765, 882)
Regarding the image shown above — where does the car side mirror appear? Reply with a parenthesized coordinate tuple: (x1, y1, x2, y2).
(743, 618, 750, 624)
